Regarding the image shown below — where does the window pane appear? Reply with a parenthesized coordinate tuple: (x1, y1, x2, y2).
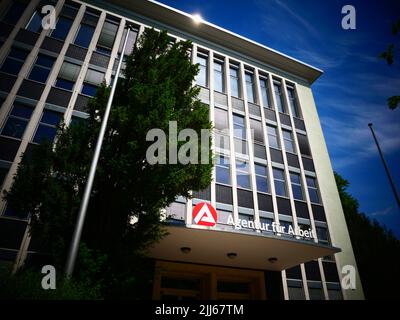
(51, 16, 73, 40)
(2, 117, 28, 138)
(267, 126, 279, 149)
(3, 1, 25, 25)
(196, 55, 207, 87)
(98, 20, 118, 50)
(33, 125, 57, 143)
(81, 83, 98, 96)
(290, 173, 301, 184)
(237, 174, 250, 189)
(260, 78, 269, 107)
(84, 69, 104, 85)
(274, 82, 284, 113)
(309, 189, 320, 203)
(11, 104, 33, 118)
(26, 11, 43, 33)
(214, 108, 228, 130)
(292, 184, 303, 200)
(1, 58, 23, 75)
(275, 180, 286, 196)
(41, 110, 62, 125)
(255, 164, 267, 176)
(214, 68, 224, 92)
(288, 286, 305, 300)
(28, 66, 51, 83)
(245, 73, 255, 103)
(216, 167, 230, 184)
(10, 47, 29, 60)
(74, 23, 95, 48)
(306, 177, 316, 188)
(58, 61, 81, 82)
(55, 78, 74, 90)
(230, 67, 240, 98)
(287, 87, 299, 117)
(256, 176, 268, 193)
(309, 287, 324, 300)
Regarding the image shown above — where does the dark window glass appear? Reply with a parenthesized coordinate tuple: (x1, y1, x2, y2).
(267, 125, 280, 149)
(28, 54, 55, 83)
(255, 164, 268, 193)
(260, 77, 270, 108)
(1, 103, 33, 139)
(81, 83, 98, 96)
(245, 72, 255, 103)
(236, 159, 250, 189)
(0, 166, 10, 188)
(273, 81, 285, 113)
(0, 47, 29, 75)
(307, 177, 320, 203)
(273, 168, 287, 197)
(51, 16, 73, 40)
(287, 86, 299, 117)
(33, 109, 62, 143)
(55, 78, 74, 90)
(2, 1, 25, 25)
(26, 10, 43, 33)
(97, 19, 118, 54)
(290, 172, 303, 200)
(216, 155, 230, 185)
(74, 23, 95, 48)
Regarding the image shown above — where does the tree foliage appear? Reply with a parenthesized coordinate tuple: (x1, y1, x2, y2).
(335, 172, 400, 300)
(3, 28, 213, 298)
(379, 19, 400, 110)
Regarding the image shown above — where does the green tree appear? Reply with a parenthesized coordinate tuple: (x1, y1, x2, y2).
(3, 28, 213, 298)
(335, 172, 400, 300)
(379, 19, 400, 110)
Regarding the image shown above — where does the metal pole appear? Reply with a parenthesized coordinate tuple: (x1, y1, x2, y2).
(65, 26, 132, 277)
(368, 123, 400, 208)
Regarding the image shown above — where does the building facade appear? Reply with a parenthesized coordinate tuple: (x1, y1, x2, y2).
(0, 0, 364, 300)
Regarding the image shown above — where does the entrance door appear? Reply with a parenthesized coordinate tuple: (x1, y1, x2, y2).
(153, 261, 266, 300)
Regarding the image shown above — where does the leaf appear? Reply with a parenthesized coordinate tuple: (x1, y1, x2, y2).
(388, 95, 400, 110)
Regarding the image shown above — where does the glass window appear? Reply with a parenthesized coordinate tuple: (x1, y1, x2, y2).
(1, 103, 33, 139)
(316, 226, 329, 243)
(26, 10, 43, 33)
(250, 119, 263, 143)
(214, 60, 224, 92)
(2, 1, 25, 25)
(97, 19, 119, 55)
(290, 173, 303, 200)
(230, 66, 240, 98)
(0, 47, 29, 75)
(267, 125, 280, 149)
(245, 72, 255, 103)
(81, 68, 104, 96)
(215, 133, 229, 150)
(238, 214, 254, 229)
(280, 220, 292, 234)
(74, 22, 95, 48)
(55, 61, 81, 90)
(260, 77, 270, 108)
(119, 27, 138, 56)
(273, 80, 285, 113)
(196, 54, 207, 87)
(287, 86, 299, 117)
(165, 202, 186, 220)
(287, 281, 305, 300)
(28, 54, 55, 83)
(33, 109, 62, 143)
(236, 159, 250, 189)
(255, 164, 269, 193)
(233, 115, 245, 140)
(260, 217, 273, 232)
(282, 130, 295, 153)
(273, 168, 287, 197)
(50, 16, 73, 40)
(308, 285, 324, 300)
(214, 108, 228, 131)
(306, 177, 320, 203)
(216, 155, 230, 185)
(328, 289, 343, 300)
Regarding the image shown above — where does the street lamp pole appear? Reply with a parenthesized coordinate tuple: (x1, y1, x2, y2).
(65, 26, 132, 277)
(368, 123, 400, 208)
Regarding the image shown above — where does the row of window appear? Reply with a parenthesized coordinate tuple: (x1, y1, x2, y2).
(214, 109, 298, 154)
(196, 53, 301, 117)
(215, 154, 320, 203)
(287, 279, 342, 300)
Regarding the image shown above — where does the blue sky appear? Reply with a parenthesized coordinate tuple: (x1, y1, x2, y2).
(158, 0, 400, 237)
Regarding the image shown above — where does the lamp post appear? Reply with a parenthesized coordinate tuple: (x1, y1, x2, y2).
(65, 26, 132, 277)
(368, 123, 400, 208)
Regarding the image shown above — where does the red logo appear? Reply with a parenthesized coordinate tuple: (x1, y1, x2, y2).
(192, 202, 217, 227)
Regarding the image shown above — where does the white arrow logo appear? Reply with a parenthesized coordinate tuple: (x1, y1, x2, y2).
(193, 203, 216, 225)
